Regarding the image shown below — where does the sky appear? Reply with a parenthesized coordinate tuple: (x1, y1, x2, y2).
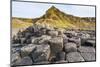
(12, 1, 96, 18)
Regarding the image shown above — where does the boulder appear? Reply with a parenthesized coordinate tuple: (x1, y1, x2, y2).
(66, 52, 84, 62)
(20, 44, 36, 57)
(78, 46, 95, 53)
(31, 45, 51, 62)
(64, 42, 77, 53)
(48, 36, 63, 54)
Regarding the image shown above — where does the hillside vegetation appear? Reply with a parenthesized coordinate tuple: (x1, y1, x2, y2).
(12, 6, 96, 30)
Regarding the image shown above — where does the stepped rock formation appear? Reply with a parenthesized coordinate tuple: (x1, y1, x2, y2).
(11, 6, 96, 66)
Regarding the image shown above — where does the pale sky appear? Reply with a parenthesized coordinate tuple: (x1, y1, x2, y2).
(12, 1, 95, 18)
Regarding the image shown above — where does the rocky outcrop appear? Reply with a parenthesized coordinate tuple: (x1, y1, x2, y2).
(11, 24, 96, 66)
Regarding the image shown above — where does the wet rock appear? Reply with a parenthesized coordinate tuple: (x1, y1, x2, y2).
(66, 52, 84, 62)
(81, 52, 96, 61)
(78, 46, 95, 53)
(49, 37, 63, 54)
(20, 44, 36, 57)
(64, 42, 77, 53)
(31, 45, 50, 62)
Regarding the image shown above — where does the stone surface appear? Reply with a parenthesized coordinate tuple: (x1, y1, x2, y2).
(78, 46, 95, 53)
(68, 37, 81, 47)
(64, 42, 77, 53)
(20, 44, 36, 57)
(31, 35, 51, 44)
(47, 30, 58, 36)
(31, 45, 50, 62)
(66, 52, 84, 62)
(81, 52, 96, 61)
(49, 36, 63, 54)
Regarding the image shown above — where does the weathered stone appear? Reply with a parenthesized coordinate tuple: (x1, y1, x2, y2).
(64, 42, 77, 53)
(15, 56, 33, 65)
(31, 45, 50, 62)
(68, 37, 81, 47)
(81, 52, 96, 61)
(78, 46, 95, 53)
(66, 52, 84, 62)
(31, 35, 51, 44)
(49, 37, 63, 54)
(47, 30, 58, 36)
(65, 31, 77, 37)
(20, 44, 36, 57)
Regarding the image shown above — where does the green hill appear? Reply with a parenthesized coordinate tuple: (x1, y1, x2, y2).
(12, 6, 96, 30)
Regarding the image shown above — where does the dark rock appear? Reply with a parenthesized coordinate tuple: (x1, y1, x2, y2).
(66, 52, 84, 62)
(81, 52, 96, 61)
(64, 42, 77, 53)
